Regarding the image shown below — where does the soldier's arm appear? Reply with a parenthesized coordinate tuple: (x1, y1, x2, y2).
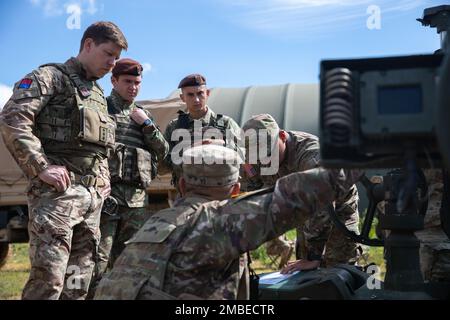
(142, 110, 169, 162)
(295, 138, 321, 172)
(322, 184, 360, 264)
(157, 120, 176, 175)
(302, 156, 360, 262)
(303, 184, 360, 264)
(301, 210, 332, 261)
(97, 157, 111, 198)
(216, 168, 361, 254)
(0, 68, 58, 179)
(292, 138, 329, 260)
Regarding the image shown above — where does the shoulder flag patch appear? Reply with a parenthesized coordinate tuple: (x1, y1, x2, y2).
(243, 163, 257, 178)
(18, 78, 33, 89)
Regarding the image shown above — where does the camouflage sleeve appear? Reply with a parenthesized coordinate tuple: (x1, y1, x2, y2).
(215, 168, 345, 254)
(97, 157, 111, 195)
(322, 184, 360, 266)
(157, 119, 177, 175)
(292, 138, 328, 259)
(335, 184, 359, 225)
(301, 208, 332, 260)
(295, 138, 321, 172)
(142, 110, 169, 162)
(0, 67, 59, 179)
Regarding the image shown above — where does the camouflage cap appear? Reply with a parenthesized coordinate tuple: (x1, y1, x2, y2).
(182, 144, 242, 187)
(242, 114, 280, 155)
(178, 73, 207, 88)
(112, 58, 143, 77)
(242, 113, 279, 136)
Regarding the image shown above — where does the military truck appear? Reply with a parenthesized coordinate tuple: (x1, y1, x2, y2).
(0, 83, 323, 267)
(0, 135, 29, 267)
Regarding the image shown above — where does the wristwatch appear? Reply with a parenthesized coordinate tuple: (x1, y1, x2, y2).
(141, 118, 153, 129)
(30, 156, 50, 177)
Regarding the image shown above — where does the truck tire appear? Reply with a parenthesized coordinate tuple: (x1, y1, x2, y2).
(0, 243, 10, 268)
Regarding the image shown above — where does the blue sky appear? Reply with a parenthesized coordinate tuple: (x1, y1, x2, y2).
(0, 0, 444, 107)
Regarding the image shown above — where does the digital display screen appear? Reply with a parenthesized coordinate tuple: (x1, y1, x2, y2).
(377, 85, 422, 114)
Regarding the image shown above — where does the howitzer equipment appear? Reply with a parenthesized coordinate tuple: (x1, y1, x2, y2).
(320, 54, 444, 169)
(316, 4, 450, 299)
(320, 5, 450, 170)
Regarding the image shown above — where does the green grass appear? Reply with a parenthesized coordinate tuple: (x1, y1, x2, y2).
(0, 243, 30, 300)
(359, 216, 386, 280)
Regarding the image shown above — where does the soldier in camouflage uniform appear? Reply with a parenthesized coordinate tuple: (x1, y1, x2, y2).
(88, 59, 169, 296)
(418, 169, 450, 281)
(377, 169, 450, 282)
(94, 144, 362, 300)
(376, 169, 450, 282)
(241, 114, 361, 272)
(0, 22, 128, 300)
(161, 74, 242, 194)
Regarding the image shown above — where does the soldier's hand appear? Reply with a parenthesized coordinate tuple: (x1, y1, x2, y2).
(130, 108, 149, 125)
(280, 259, 321, 274)
(38, 165, 71, 192)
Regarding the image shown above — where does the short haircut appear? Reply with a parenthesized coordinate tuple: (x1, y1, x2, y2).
(79, 21, 128, 53)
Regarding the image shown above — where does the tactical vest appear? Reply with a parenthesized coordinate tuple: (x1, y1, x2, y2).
(107, 100, 155, 188)
(175, 110, 229, 140)
(171, 110, 231, 186)
(35, 63, 115, 161)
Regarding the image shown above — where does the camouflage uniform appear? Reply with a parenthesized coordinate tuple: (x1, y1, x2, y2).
(91, 89, 169, 292)
(94, 144, 361, 300)
(0, 57, 115, 299)
(241, 114, 361, 267)
(375, 169, 450, 282)
(414, 169, 450, 282)
(163, 106, 241, 191)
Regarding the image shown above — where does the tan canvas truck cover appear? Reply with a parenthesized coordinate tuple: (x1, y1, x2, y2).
(0, 136, 28, 206)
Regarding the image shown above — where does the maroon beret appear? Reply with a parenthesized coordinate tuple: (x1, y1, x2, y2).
(112, 58, 143, 77)
(178, 73, 207, 88)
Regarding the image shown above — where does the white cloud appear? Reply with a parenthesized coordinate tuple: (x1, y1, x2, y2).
(0, 84, 13, 111)
(30, 0, 99, 17)
(220, 0, 430, 38)
(86, 0, 98, 15)
(29, 0, 63, 16)
(142, 63, 152, 74)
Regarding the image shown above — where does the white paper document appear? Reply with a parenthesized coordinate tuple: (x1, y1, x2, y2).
(259, 271, 300, 285)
